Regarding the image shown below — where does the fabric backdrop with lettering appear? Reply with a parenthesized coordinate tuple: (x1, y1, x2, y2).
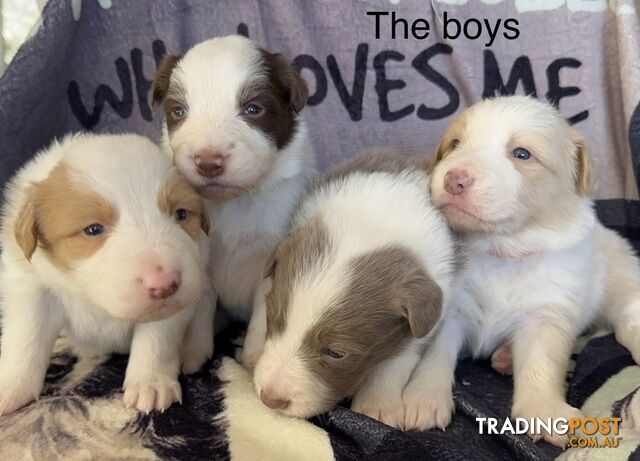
(1, 1, 640, 460)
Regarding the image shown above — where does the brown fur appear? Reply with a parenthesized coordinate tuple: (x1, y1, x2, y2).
(265, 217, 331, 338)
(157, 172, 210, 239)
(435, 116, 467, 162)
(13, 189, 38, 260)
(571, 131, 595, 196)
(150, 55, 187, 134)
(15, 163, 118, 271)
(163, 97, 188, 133)
(317, 149, 432, 192)
(150, 54, 183, 106)
(237, 49, 308, 150)
(259, 49, 308, 114)
(300, 246, 443, 400)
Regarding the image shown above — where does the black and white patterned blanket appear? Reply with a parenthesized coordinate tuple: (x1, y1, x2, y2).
(1, 322, 639, 461)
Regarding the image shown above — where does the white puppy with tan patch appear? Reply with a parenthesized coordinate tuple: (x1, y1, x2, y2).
(403, 96, 640, 446)
(150, 35, 315, 366)
(243, 151, 454, 427)
(0, 134, 210, 415)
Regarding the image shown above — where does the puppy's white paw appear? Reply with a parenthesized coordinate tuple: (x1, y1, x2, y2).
(0, 386, 40, 416)
(0, 374, 42, 416)
(180, 344, 213, 375)
(351, 386, 404, 429)
(401, 384, 454, 431)
(512, 398, 584, 447)
(616, 325, 640, 365)
(123, 376, 182, 414)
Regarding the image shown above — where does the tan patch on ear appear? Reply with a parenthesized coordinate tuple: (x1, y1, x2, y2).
(150, 54, 183, 106)
(571, 130, 595, 196)
(32, 163, 117, 271)
(158, 172, 210, 240)
(14, 191, 38, 260)
(434, 141, 446, 163)
(436, 115, 466, 162)
(263, 251, 277, 279)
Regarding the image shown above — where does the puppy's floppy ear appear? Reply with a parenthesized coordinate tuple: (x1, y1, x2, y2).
(264, 51, 309, 113)
(434, 139, 447, 163)
(395, 271, 443, 338)
(570, 130, 596, 196)
(263, 251, 277, 279)
(434, 116, 464, 164)
(14, 193, 38, 260)
(150, 54, 183, 106)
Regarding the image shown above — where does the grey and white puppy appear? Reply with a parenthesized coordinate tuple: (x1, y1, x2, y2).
(241, 150, 455, 428)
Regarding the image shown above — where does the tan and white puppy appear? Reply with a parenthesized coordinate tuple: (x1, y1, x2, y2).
(151, 35, 315, 366)
(244, 151, 454, 427)
(0, 134, 211, 415)
(406, 96, 640, 446)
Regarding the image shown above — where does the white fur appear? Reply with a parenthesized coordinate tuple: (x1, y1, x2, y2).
(0, 134, 210, 415)
(408, 96, 640, 446)
(250, 169, 454, 424)
(160, 36, 315, 343)
(218, 358, 334, 461)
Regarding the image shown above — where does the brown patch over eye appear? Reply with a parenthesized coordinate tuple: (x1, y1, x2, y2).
(158, 172, 210, 240)
(300, 246, 442, 400)
(163, 98, 188, 133)
(265, 218, 331, 338)
(29, 163, 117, 272)
(236, 49, 308, 150)
(150, 54, 183, 106)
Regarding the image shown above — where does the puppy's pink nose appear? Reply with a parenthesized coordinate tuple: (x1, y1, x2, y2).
(194, 152, 226, 178)
(141, 270, 181, 300)
(260, 389, 290, 410)
(444, 169, 473, 195)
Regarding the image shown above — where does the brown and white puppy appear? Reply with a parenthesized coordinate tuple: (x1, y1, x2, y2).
(243, 151, 454, 428)
(0, 134, 211, 415)
(151, 35, 315, 369)
(403, 96, 640, 446)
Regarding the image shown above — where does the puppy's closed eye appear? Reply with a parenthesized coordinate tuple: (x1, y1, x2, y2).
(323, 348, 345, 359)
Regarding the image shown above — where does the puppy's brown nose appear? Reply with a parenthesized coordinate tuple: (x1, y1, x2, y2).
(194, 153, 226, 178)
(260, 389, 290, 410)
(444, 169, 473, 195)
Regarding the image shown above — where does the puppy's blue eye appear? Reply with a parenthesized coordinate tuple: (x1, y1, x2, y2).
(512, 148, 531, 160)
(172, 106, 186, 119)
(174, 209, 189, 221)
(244, 104, 262, 115)
(84, 224, 104, 236)
(324, 348, 345, 359)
